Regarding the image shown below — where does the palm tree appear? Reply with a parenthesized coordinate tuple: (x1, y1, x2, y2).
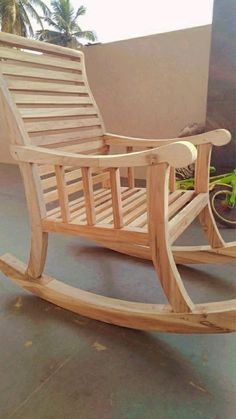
(37, 0, 96, 48)
(0, 0, 51, 37)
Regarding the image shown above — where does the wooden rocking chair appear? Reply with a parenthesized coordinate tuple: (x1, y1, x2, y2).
(0, 33, 235, 333)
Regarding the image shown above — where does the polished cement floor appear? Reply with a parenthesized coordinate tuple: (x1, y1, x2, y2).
(0, 163, 235, 419)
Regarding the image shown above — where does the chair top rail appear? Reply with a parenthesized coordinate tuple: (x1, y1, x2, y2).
(104, 129, 231, 148)
(0, 31, 83, 59)
(11, 141, 197, 169)
(0, 32, 106, 147)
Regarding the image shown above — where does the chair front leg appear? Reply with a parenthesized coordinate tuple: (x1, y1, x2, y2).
(147, 162, 194, 313)
(20, 162, 49, 279)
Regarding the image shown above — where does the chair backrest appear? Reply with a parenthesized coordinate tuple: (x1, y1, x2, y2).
(0, 32, 105, 151)
(0, 33, 110, 224)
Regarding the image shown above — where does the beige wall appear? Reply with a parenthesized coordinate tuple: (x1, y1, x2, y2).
(0, 25, 211, 164)
(84, 25, 211, 139)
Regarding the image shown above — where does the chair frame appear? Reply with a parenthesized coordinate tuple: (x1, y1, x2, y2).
(0, 32, 235, 333)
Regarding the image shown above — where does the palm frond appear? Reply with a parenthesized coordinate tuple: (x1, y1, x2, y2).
(51, 0, 74, 23)
(73, 5, 86, 21)
(23, 2, 44, 31)
(73, 30, 96, 42)
(19, 2, 34, 36)
(42, 15, 62, 31)
(28, 0, 51, 18)
(35, 0, 98, 48)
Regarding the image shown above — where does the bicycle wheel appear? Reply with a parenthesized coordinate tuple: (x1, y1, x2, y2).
(210, 185, 236, 228)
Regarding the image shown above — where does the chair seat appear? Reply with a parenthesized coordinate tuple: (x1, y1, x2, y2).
(45, 187, 195, 232)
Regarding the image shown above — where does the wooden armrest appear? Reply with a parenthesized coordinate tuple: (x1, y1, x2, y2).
(104, 129, 231, 148)
(11, 141, 197, 169)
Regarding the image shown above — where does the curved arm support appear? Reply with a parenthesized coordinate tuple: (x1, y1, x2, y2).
(11, 141, 197, 169)
(104, 129, 231, 148)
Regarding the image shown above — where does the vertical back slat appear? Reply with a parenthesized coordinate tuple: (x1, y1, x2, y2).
(55, 165, 70, 222)
(126, 146, 135, 188)
(110, 168, 124, 228)
(81, 167, 96, 225)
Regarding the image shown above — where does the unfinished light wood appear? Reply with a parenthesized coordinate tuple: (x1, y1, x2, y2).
(0, 254, 235, 333)
(195, 143, 226, 248)
(1, 63, 84, 82)
(55, 165, 70, 222)
(91, 241, 236, 265)
(20, 162, 48, 278)
(147, 163, 194, 313)
(169, 167, 176, 192)
(104, 130, 231, 148)
(11, 141, 197, 168)
(0, 33, 235, 334)
(0, 45, 82, 71)
(7, 79, 88, 94)
(127, 146, 135, 188)
(0, 31, 105, 152)
(169, 193, 209, 244)
(109, 168, 124, 228)
(81, 167, 96, 225)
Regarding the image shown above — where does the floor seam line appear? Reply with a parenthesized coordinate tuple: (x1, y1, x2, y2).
(6, 352, 75, 419)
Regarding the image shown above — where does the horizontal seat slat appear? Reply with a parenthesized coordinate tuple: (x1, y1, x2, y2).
(93, 188, 141, 224)
(169, 193, 208, 244)
(98, 193, 146, 228)
(168, 190, 195, 219)
(128, 212, 147, 228)
(128, 190, 195, 229)
(44, 172, 108, 204)
(69, 189, 113, 221)
(0, 63, 83, 82)
(47, 188, 111, 219)
(123, 200, 147, 226)
(168, 190, 184, 205)
(72, 187, 133, 224)
(42, 168, 82, 190)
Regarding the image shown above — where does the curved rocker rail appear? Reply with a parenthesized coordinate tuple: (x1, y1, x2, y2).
(1, 253, 235, 334)
(93, 240, 236, 265)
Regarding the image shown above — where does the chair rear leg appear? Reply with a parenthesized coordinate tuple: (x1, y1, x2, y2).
(195, 143, 226, 249)
(152, 232, 194, 313)
(198, 203, 226, 248)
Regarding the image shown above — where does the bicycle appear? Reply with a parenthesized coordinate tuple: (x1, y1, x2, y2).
(177, 168, 236, 228)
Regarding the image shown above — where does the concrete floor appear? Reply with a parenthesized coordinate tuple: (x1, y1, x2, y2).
(0, 163, 235, 419)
